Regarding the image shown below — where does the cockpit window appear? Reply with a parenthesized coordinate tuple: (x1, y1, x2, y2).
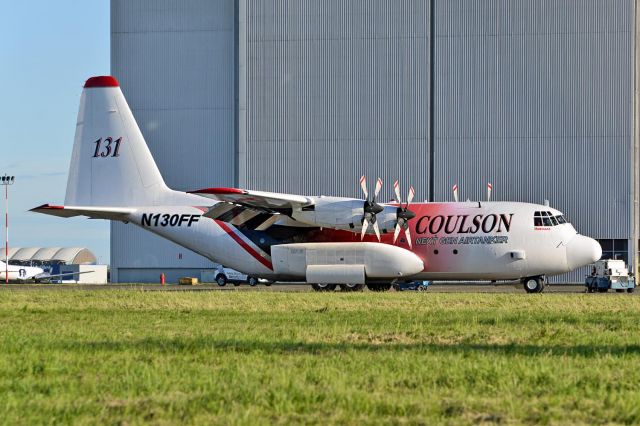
(534, 211, 567, 227)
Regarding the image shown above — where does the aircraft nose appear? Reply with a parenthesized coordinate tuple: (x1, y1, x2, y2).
(566, 235, 602, 270)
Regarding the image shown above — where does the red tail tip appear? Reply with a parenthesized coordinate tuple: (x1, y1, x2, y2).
(84, 76, 119, 88)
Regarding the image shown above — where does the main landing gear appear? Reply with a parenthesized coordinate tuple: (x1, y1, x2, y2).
(311, 283, 389, 292)
(311, 283, 366, 292)
(522, 276, 545, 293)
(366, 283, 392, 292)
(340, 283, 365, 292)
(311, 283, 337, 292)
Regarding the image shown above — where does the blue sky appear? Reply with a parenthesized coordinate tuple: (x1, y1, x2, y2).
(0, 1, 111, 263)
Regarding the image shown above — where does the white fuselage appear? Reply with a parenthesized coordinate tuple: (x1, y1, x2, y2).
(121, 200, 601, 282)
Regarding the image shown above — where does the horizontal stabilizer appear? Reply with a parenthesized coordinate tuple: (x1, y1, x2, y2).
(30, 204, 136, 221)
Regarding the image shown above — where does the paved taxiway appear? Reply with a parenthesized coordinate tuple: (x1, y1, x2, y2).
(0, 283, 628, 294)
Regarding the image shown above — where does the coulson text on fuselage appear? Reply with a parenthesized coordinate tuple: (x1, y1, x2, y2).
(415, 213, 514, 235)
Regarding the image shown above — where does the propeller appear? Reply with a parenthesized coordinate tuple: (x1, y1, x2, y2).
(360, 176, 384, 241)
(452, 184, 459, 202)
(393, 180, 416, 248)
(487, 182, 493, 201)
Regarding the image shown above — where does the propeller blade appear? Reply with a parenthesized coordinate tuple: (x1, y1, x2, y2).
(407, 186, 415, 205)
(373, 220, 381, 241)
(393, 223, 402, 243)
(404, 227, 412, 249)
(487, 182, 492, 202)
(393, 180, 402, 204)
(374, 177, 383, 199)
(360, 175, 368, 199)
(361, 217, 369, 240)
(452, 184, 459, 202)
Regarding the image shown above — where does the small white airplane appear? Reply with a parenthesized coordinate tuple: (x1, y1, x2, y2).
(0, 260, 48, 282)
(32, 76, 602, 293)
(0, 260, 88, 283)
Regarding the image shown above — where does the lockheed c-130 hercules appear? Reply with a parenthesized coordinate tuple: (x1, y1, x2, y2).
(32, 76, 602, 293)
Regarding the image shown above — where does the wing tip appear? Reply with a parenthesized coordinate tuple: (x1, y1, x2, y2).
(189, 187, 246, 195)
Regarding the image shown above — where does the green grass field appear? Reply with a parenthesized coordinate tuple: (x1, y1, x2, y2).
(1, 290, 639, 425)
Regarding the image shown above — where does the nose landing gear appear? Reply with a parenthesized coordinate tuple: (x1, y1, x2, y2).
(522, 276, 545, 293)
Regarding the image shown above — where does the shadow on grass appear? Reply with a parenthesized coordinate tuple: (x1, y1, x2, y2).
(52, 337, 640, 358)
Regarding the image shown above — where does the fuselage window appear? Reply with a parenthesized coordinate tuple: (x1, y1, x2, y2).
(555, 215, 566, 224)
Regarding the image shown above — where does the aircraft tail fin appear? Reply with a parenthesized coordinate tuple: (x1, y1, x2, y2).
(64, 76, 188, 207)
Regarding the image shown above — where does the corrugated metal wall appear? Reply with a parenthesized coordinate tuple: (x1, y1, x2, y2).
(111, 0, 635, 283)
(241, 0, 635, 234)
(432, 0, 635, 282)
(434, 0, 634, 238)
(110, 0, 235, 281)
(239, 0, 431, 202)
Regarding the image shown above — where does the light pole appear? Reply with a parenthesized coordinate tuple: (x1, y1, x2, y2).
(1, 175, 15, 284)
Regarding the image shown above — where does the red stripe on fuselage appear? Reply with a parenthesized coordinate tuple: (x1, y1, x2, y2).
(214, 220, 273, 270)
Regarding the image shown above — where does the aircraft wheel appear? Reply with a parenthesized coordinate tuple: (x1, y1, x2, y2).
(367, 283, 392, 292)
(340, 284, 364, 292)
(627, 288, 635, 293)
(247, 277, 258, 287)
(216, 274, 227, 287)
(311, 283, 336, 292)
(523, 277, 543, 293)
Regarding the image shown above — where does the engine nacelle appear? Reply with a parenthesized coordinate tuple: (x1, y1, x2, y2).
(291, 196, 398, 233)
(271, 242, 424, 284)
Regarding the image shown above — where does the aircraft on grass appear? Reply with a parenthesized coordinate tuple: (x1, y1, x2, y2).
(32, 76, 602, 293)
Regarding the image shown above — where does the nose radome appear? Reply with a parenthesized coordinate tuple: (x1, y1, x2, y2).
(566, 235, 602, 270)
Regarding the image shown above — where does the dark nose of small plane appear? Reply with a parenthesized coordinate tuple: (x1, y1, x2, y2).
(566, 235, 602, 270)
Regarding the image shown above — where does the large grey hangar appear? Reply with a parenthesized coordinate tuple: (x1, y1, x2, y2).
(109, 0, 639, 283)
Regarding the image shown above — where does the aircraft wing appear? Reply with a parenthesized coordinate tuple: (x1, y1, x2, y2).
(30, 204, 136, 221)
(189, 188, 313, 213)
